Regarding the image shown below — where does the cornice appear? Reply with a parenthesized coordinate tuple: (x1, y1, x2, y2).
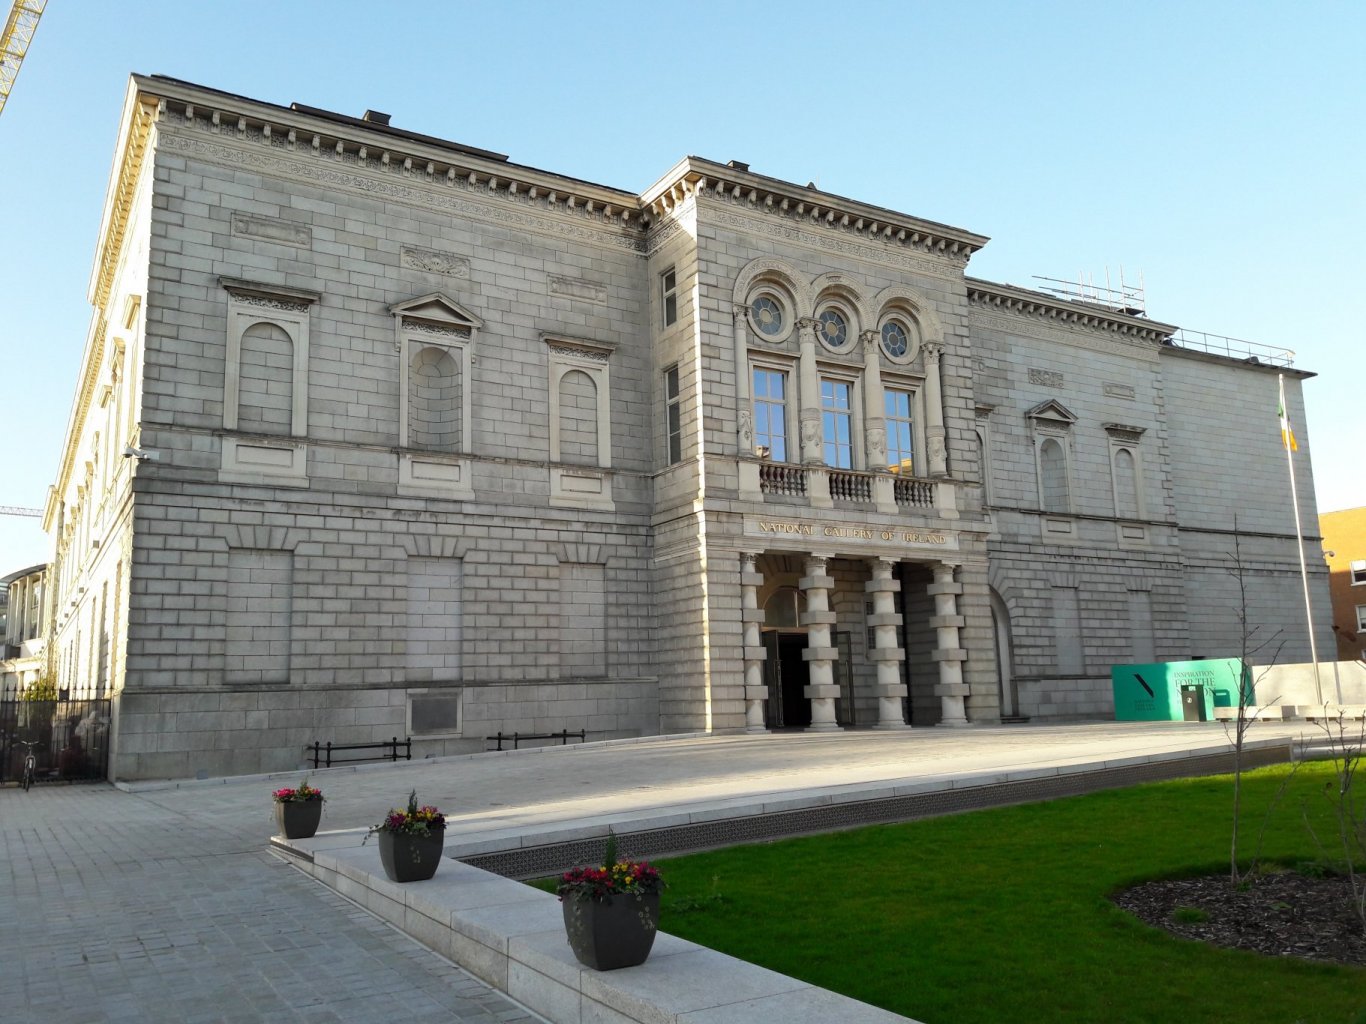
(135, 75, 650, 235)
(641, 157, 990, 267)
(966, 278, 1178, 344)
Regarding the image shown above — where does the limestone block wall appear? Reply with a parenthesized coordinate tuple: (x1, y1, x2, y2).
(1160, 352, 1331, 663)
(987, 537, 1190, 719)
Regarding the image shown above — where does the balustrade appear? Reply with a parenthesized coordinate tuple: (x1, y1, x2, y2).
(893, 475, 935, 508)
(758, 462, 807, 496)
(828, 469, 873, 503)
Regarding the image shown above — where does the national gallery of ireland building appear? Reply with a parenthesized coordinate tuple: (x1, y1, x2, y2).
(39, 75, 1333, 780)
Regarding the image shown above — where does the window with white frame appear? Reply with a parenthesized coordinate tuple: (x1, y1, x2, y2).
(885, 387, 916, 475)
(547, 337, 613, 468)
(1357, 604, 1366, 631)
(1027, 400, 1077, 515)
(1105, 423, 1147, 520)
(661, 267, 678, 327)
(1039, 439, 1069, 513)
(665, 365, 682, 465)
(1352, 560, 1366, 585)
(821, 377, 854, 468)
(752, 366, 789, 461)
(222, 280, 318, 438)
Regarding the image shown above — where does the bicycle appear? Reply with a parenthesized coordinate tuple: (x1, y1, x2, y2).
(15, 739, 40, 792)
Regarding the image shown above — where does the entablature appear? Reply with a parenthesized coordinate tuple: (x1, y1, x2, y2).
(137, 74, 650, 235)
(642, 157, 990, 266)
(967, 278, 1178, 343)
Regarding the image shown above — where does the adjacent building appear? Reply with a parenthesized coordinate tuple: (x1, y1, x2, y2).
(42, 74, 1333, 780)
(1321, 507, 1366, 661)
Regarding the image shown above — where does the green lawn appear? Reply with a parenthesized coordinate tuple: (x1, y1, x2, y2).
(624, 763, 1365, 1024)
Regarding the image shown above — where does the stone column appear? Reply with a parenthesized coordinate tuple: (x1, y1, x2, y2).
(740, 552, 768, 731)
(923, 341, 948, 478)
(861, 331, 887, 472)
(930, 561, 970, 726)
(799, 554, 840, 731)
(733, 305, 753, 456)
(866, 558, 908, 728)
(796, 318, 823, 465)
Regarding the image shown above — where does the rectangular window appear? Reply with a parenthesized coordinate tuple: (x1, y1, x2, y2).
(1357, 605, 1366, 631)
(753, 368, 788, 462)
(1128, 590, 1154, 664)
(661, 267, 678, 327)
(885, 388, 915, 475)
(406, 557, 462, 681)
(665, 365, 682, 464)
(821, 378, 853, 468)
(1352, 559, 1366, 585)
(1052, 586, 1083, 674)
(225, 549, 292, 685)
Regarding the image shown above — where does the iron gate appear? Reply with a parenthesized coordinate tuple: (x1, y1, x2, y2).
(1, 699, 111, 785)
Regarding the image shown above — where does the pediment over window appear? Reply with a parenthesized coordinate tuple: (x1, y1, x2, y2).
(1025, 399, 1077, 427)
(389, 292, 484, 335)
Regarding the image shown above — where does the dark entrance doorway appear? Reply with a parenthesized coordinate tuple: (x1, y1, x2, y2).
(762, 630, 811, 728)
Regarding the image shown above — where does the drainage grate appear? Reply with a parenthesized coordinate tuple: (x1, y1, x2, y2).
(464, 744, 1290, 880)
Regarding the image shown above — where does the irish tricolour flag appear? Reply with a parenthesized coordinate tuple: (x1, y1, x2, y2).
(1278, 375, 1298, 452)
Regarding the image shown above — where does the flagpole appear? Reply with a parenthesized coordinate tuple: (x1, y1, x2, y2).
(1280, 373, 1323, 704)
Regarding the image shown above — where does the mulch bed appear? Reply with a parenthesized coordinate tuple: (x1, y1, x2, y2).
(1112, 871, 1366, 967)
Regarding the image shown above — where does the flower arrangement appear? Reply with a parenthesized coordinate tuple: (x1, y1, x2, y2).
(368, 789, 445, 838)
(272, 779, 323, 803)
(557, 831, 664, 902)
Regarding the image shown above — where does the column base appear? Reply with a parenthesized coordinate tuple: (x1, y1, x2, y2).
(935, 719, 973, 728)
(804, 722, 843, 733)
(873, 721, 911, 730)
(745, 725, 772, 734)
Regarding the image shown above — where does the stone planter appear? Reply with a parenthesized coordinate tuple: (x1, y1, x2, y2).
(274, 799, 323, 840)
(562, 891, 660, 970)
(377, 829, 445, 883)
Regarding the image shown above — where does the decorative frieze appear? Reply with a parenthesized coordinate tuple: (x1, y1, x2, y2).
(157, 131, 648, 257)
(1104, 382, 1136, 400)
(548, 275, 608, 305)
(711, 207, 959, 280)
(230, 212, 311, 248)
(401, 245, 470, 277)
(1028, 368, 1064, 389)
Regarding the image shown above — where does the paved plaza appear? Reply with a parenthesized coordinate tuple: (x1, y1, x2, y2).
(1, 720, 1312, 1023)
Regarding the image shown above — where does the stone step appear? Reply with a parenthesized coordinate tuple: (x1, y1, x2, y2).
(277, 834, 918, 1024)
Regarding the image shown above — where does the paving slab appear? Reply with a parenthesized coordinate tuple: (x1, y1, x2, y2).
(4, 719, 1313, 1024)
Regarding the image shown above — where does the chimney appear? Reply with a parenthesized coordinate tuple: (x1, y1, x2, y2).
(362, 110, 392, 126)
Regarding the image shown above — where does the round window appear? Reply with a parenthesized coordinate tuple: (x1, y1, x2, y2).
(818, 309, 848, 348)
(881, 321, 909, 358)
(751, 295, 784, 337)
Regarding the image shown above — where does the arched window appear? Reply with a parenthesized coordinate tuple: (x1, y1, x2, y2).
(237, 321, 295, 435)
(408, 346, 462, 452)
(1039, 438, 1069, 513)
(1113, 447, 1139, 519)
(558, 369, 599, 466)
(763, 587, 806, 628)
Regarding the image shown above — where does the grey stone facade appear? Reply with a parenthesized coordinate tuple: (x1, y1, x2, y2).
(41, 76, 1332, 779)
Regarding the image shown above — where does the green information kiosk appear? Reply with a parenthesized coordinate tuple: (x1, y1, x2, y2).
(1110, 659, 1250, 722)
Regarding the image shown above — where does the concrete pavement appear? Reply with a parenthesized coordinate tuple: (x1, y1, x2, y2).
(1, 719, 1312, 1023)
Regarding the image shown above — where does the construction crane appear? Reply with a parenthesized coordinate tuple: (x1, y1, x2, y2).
(1, 506, 42, 518)
(0, 0, 46, 119)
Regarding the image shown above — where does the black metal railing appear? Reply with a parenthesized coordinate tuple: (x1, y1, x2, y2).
(307, 736, 411, 769)
(0, 698, 111, 785)
(485, 730, 586, 752)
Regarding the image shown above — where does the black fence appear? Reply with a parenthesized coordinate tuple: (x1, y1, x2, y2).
(485, 729, 586, 751)
(307, 736, 411, 769)
(0, 699, 112, 785)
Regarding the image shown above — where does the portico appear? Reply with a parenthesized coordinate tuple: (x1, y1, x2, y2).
(734, 514, 983, 731)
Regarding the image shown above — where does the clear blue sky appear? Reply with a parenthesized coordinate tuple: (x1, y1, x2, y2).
(2, 0, 1362, 573)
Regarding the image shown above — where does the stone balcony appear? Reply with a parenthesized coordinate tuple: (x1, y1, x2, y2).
(745, 461, 957, 519)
